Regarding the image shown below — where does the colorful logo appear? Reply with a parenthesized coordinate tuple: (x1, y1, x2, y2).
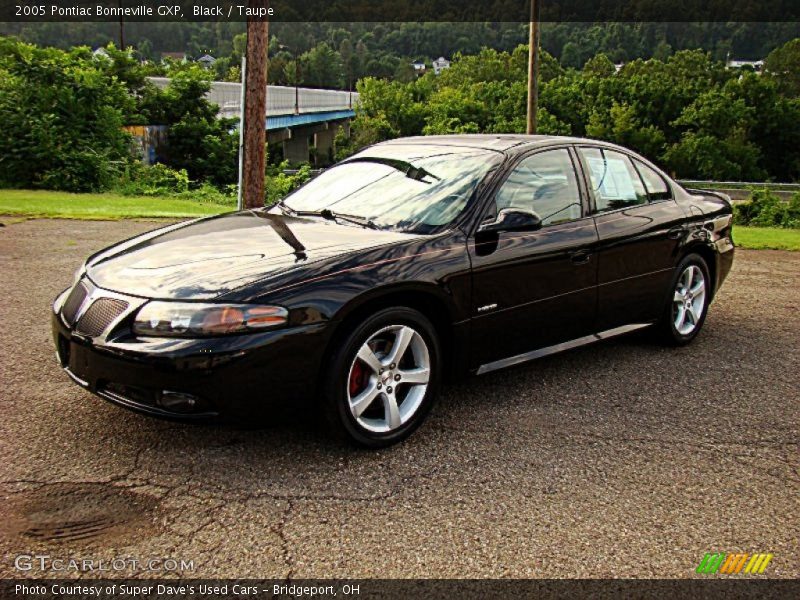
(696, 552, 773, 575)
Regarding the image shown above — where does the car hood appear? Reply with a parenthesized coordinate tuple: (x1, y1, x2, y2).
(86, 211, 419, 299)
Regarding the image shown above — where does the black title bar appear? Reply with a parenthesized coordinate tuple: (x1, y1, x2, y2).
(3, 579, 800, 600)
(2, 0, 800, 22)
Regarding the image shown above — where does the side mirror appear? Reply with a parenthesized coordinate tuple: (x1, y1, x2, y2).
(478, 208, 542, 234)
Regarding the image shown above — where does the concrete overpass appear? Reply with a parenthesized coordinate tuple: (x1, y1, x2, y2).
(148, 77, 359, 164)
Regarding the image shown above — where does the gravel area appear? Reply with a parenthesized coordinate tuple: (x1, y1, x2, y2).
(0, 218, 797, 579)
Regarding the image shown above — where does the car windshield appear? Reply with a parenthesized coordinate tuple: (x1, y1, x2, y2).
(273, 145, 502, 233)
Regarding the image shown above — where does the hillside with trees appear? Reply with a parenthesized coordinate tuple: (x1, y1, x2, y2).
(341, 41, 800, 182)
(1, 33, 799, 201)
(1, 22, 798, 87)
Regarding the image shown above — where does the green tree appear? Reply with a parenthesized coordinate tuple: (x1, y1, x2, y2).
(0, 37, 131, 191)
(151, 68, 238, 185)
(355, 77, 427, 136)
(764, 38, 800, 97)
(583, 53, 616, 78)
(586, 102, 666, 159)
(560, 42, 583, 68)
(303, 42, 344, 88)
(652, 40, 673, 61)
(664, 87, 765, 180)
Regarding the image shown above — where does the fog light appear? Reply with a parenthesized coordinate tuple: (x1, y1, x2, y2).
(159, 391, 199, 414)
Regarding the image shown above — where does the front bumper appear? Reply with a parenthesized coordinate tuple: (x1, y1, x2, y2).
(51, 297, 330, 420)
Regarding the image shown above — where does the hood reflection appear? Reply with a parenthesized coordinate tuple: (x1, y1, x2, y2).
(86, 211, 419, 300)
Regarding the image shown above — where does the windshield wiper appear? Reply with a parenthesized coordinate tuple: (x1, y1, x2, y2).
(273, 199, 296, 216)
(347, 157, 441, 183)
(291, 208, 378, 230)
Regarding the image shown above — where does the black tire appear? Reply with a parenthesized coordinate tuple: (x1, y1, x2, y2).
(322, 307, 441, 448)
(655, 253, 712, 346)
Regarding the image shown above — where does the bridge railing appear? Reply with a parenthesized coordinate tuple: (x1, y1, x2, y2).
(147, 77, 358, 119)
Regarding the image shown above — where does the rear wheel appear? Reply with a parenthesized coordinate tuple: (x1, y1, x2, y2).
(655, 253, 711, 345)
(323, 307, 441, 447)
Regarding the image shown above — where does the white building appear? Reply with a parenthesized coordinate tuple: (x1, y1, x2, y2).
(196, 54, 217, 69)
(726, 59, 764, 72)
(432, 56, 451, 75)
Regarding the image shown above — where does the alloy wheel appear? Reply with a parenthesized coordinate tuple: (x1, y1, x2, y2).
(673, 264, 707, 336)
(346, 325, 431, 433)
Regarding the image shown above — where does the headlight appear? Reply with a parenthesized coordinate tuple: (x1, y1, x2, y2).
(132, 302, 288, 337)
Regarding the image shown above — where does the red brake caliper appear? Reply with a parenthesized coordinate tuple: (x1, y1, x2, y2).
(349, 360, 366, 396)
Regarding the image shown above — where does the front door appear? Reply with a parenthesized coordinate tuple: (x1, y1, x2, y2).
(468, 147, 599, 369)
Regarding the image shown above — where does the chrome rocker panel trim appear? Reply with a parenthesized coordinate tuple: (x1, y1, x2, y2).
(476, 323, 652, 375)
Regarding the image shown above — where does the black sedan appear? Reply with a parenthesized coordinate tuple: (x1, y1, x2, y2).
(53, 135, 735, 447)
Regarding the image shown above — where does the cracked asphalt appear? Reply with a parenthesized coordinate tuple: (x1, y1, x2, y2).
(0, 218, 798, 579)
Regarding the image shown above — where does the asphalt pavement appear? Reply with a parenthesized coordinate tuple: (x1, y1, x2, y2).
(1, 218, 797, 579)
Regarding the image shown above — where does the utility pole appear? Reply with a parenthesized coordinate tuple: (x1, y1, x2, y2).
(241, 0, 269, 209)
(118, 1, 125, 50)
(236, 54, 247, 211)
(526, 0, 541, 135)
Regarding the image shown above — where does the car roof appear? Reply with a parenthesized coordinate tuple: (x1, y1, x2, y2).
(375, 134, 605, 153)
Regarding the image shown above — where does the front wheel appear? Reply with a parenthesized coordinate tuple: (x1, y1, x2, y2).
(655, 253, 711, 345)
(323, 307, 441, 448)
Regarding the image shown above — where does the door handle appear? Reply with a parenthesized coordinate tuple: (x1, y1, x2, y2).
(570, 250, 592, 265)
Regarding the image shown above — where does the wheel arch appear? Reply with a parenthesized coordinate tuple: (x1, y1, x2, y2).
(680, 241, 718, 301)
(321, 284, 458, 387)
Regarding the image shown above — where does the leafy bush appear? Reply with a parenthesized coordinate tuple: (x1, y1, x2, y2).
(733, 188, 800, 228)
(182, 181, 237, 205)
(113, 162, 189, 196)
(142, 68, 239, 187)
(788, 193, 800, 227)
(112, 162, 235, 205)
(0, 38, 132, 192)
(264, 162, 312, 205)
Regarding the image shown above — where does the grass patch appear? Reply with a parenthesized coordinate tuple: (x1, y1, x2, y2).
(734, 226, 800, 251)
(0, 189, 234, 220)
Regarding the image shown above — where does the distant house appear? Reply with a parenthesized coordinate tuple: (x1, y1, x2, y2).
(92, 47, 110, 60)
(432, 56, 451, 75)
(411, 61, 427, 78)
(196, 54, 217, 68)
(160, 51, 187, 63)
(614, 63, 625, 73)
(727, 58, 764, 72)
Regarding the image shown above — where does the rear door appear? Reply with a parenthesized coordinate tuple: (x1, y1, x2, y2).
(576, 146, 686, 331)
(468, 147, 599, 368)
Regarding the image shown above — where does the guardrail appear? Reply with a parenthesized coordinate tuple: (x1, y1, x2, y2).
(678, 180, 798, 202)
(678, 180, 800, 190)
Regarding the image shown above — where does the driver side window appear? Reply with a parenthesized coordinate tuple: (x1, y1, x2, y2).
(493, 149, 582, 226)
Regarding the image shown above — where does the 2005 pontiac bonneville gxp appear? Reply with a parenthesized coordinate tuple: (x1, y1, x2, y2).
(53, 135, 734, 447)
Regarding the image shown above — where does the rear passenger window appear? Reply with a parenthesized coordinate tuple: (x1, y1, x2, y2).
(579, 147, 647, 213)
(634, 159, 672, 201)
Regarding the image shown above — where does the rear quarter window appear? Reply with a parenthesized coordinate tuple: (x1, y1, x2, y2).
(633, 158, 672, 201)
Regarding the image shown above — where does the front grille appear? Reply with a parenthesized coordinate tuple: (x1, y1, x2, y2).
(75, 298, 129, 337)
(61, 281, 88, 325)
